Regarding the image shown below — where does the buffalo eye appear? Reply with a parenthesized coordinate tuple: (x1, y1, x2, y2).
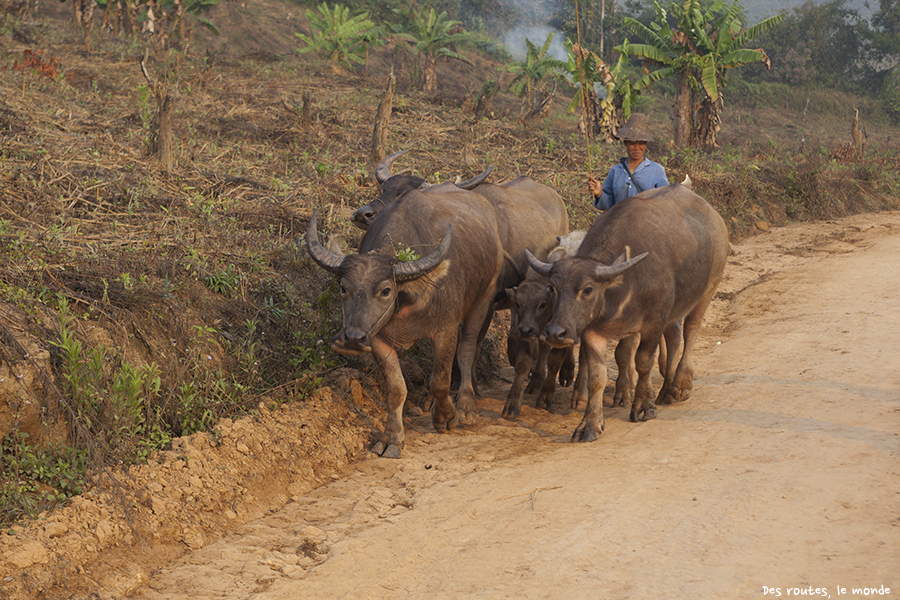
(339, 284, 348, 296)
(582, 286, 593, 297)
(379, 285, 392, 298)
(538, 300, 547, 310)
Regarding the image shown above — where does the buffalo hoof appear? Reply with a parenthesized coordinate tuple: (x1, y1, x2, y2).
(457, 408, 478, 426)
(501, 402, 522, 419)
(432, 407, 458, 433)
(630, 405, 657, 422)
(558, 367, 575, 388)
(371, 440, 403, 458)
(572, 423, 604, 442)
(535, 393, 553, 412)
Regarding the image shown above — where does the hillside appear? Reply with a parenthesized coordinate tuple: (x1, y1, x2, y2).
(0, 1, 899, 597)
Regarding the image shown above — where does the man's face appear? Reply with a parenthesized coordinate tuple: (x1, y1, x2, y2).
(624, 140, 647, 162)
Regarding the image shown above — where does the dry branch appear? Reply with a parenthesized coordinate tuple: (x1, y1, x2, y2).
(368, 71, 396, 182)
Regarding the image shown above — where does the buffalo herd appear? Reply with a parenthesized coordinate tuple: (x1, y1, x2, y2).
(305, 152, 729, 457)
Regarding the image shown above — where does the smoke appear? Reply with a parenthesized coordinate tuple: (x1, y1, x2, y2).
(502, 25, 569, 62)
(497, 0, 569, 63)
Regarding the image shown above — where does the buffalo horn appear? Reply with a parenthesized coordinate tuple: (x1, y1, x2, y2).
(455, 165, 494, 190)
(392, 225, 453, 282)
(305, 209, 345, 273)
(525, 249, 553, 277)
(592, 252, 649, 281)
(375, 149, 410, 183)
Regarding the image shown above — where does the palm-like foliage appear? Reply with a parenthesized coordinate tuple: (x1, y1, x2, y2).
(619, 0, 783, 148)
(401, 8, 472, 93)
(507, 33, 567, 113)
(295, 2, 381, 70)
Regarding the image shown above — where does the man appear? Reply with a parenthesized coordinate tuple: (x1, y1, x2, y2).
(588, 113, 669, 210)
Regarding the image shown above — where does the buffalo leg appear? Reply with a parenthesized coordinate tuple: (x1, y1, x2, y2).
(502, 338, 535, 419)
(370, 338, 408, 458)
(570, 343, 588, 411)
(657, 320, 682, 393)
(612, 334, 637, 408)
(535, 345, 566, 411)
(430, 328, 459, 433)
(572, 330, 608, 442)
(630, 334, 660, 422)
(660, 296, 710, 404)
(455, 296, 492, 424)
(558, 344, 576, 388)
(524, 340, 549, 395)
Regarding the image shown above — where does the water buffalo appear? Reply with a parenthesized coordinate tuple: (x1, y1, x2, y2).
(354, 151, 569, 382)
(351, 150, 493, 230)
(305, 188, 503, 458)
(353, 151, 568, 292)
(500, 231, 586, 418)
(526, 183, 729, 442)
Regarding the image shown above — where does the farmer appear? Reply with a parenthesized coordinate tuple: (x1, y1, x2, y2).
(588, 113, 669, 210)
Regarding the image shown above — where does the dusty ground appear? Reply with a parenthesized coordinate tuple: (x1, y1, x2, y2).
(3, 211, 900, 599)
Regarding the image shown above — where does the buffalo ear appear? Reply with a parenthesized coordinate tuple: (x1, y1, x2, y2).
(547, 247, 567, 263)
(611, 245, 632, 265)
(493, 287, 516, 310)
(326, 235, 346, 257)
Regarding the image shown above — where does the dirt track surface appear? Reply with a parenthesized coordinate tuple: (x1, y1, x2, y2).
(112, 210, 898, 600)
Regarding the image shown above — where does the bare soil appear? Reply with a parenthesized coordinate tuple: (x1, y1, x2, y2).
(3, 210, 897, 600)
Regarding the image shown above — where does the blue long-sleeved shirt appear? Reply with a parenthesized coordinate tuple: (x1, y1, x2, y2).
(594, 158, 669, 210)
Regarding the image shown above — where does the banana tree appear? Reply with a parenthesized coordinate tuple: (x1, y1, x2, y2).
(620, 0, 783, 150)
(401, 8, 472, 94)
(296, 3, 381, 70)
(507, 32, 567, 117)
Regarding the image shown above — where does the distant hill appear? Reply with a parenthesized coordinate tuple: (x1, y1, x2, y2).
(742, 0, 875, 22)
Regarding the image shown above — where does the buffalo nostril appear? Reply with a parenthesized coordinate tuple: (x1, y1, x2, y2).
(518, 326, 534, 337)
(545, 325, 567, 341)
(343, 328, 367, 345)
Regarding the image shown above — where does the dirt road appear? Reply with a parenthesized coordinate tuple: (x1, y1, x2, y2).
(132, 212, 900, 600)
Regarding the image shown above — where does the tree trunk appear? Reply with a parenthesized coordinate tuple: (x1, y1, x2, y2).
(368, 72, 396, 182)
(423, 55, 437, 94)
(697, 94, 722, 152)
(154, 92, 174, 171)
(579, 85, 601, 139)
(673, 70, 692, 148)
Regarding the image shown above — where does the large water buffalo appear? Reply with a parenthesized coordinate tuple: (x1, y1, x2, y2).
(353, 151, 568, 293)
(305, 187, 503, 458)
(350, 150, 492, 230)
(526, 183, 729, 442)
(354, 151, 569, 380)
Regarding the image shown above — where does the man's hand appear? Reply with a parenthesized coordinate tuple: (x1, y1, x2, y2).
(587, 176, 603, 197)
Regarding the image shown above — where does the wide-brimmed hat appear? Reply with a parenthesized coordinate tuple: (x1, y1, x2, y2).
(615, 113, 655, 143)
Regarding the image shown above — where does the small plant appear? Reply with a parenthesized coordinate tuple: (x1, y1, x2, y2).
(204, 264, 240, 297)
(395, 246, 420, 262)
(0, 430, 88, 524)
(136, 84, 154, 131)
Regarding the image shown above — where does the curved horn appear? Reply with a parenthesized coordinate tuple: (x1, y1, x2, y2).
(375, 149, 410, 183)
(305, 209, 345, 273)
(592, 251, 649, 281)
(392, 225, 453, 282)
(455, 165, 494, 190)
(525, 249, 553, 277)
